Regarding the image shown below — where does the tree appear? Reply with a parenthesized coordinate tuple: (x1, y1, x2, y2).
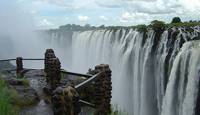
(136, 24, 147, 32)
(171, 17, 182, 23)
(99, 25, 105, 28)
(84, 24, 91, 28)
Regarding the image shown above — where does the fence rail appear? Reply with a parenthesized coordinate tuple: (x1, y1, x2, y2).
(22, 58, 45, 61)
(75, 72, 102, 89)
(79, 100, 95, 108)
(60, 70, 93, 78)
(0, 58, 44, 62)
(0, 59, 16, 61)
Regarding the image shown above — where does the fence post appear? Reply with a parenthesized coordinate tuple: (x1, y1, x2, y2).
(49, 58, 61, 89)
(93, 64, 112, 115)
(52, 86, 81, 115)
(44, 49, 56, 84)
(16, 57, 23, 76)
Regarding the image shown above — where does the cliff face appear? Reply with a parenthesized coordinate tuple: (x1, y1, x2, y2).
(45, 26, 200, 115)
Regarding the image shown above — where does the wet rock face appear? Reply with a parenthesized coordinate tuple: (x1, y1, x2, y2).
(52, 86, 81, 115)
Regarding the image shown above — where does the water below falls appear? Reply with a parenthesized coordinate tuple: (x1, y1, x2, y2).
(47, 27, 200, 115)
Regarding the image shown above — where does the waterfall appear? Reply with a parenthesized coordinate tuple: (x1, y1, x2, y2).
(161, 41, 200, 115)
(45, 26, 200, 115)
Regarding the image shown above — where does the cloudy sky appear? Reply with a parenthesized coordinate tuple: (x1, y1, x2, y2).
(11, 0, 200, 29)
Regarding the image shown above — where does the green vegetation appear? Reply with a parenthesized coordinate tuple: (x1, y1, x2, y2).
(167, 21, 200, 28)
(58, 24, 97, 31)
(171, 17, 182, 23)
(49, 17, 200, 34)
(149, 20, 166, 32)
(7, 78, 37, 107)
(16, 75, 30, 87)
(132, 17, 200, 33)
(0, 73, 38, 115)
(11, 91, 37, 107)
(0, 78, 19, 115)
(135, 24, 147, 33)
(110, 105, 128, 115)
(20, 78, 30, 87)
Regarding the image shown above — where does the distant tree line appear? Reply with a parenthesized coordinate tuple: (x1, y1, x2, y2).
(136, 17, 200, 32)
(47, 17, 200, 33)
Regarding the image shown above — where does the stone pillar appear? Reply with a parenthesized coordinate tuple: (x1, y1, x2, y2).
(48, 58, 61, 89)
(94, 64, 112, 115)
(52, 86, 81, 115)
(44, 49, 56, 84)
(16, 57, 23, 76)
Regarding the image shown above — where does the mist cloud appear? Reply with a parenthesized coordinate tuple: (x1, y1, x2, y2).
(0, 1, 46, 68)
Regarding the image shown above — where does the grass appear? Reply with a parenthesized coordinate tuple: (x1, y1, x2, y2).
(0, 78, 19, 115)
(0, 74, 34, 115)
(110, 105, 128, 115)
(20, 78, 30, 87)
(7, 78, 37, 107)
(16, 75, 30, 87)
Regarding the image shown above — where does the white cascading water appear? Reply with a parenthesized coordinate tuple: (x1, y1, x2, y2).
(161, 41, 200, 115)
(71, 29, 158, 115)
(65, 27, 200, 115)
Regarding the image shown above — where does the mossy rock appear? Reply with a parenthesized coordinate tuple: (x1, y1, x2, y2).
(2, 77, 39, 107)
(10, 86, 39, 107)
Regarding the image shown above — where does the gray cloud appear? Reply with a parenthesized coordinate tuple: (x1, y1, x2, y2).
(95, 1, 122, 8)
(121, 0, 156, 1)
(18, 0, 200, 27)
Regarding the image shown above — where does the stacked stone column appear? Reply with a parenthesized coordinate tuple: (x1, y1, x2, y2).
(52, 86, 81, 115)
(16, 57, 23, 76)
(44, 49, 56, 84)
(94, 64, 112, 115)
(49, 58, 61, 89)
(44, 49, 61, 89)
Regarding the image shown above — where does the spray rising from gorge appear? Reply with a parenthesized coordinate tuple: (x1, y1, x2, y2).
(0, 1, 45, 68)
(0, 1, 72, 69)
